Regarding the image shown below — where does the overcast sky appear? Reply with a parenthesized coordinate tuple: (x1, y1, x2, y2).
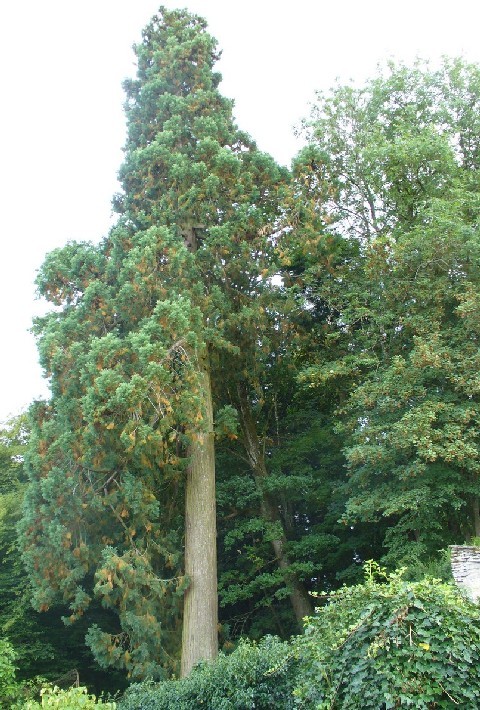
(1, 0, 479, 423)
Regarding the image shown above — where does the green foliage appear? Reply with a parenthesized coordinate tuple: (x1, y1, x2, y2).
(17, 1, 480, 691)
(0, 637, 20, 708)
(294, 565, 480, 708)
(119, 637, 297, 709)
(287, 57, 480, 565)
(216, 402, 367, 638)
(119, 566, 480, 709)
(23, 685, 116, 709)
(22, 4, 287, 679)
(0, 416, 127, 693)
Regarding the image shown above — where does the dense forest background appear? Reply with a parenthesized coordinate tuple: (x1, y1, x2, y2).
(2, 5, 480, 705)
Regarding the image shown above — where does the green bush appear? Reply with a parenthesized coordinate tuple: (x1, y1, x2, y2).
(119, 636, 297, 709)
(119, 566, 480, 708)
(22, 685, 116, 709)
(0, 637, 21, 708)
(294, 564, 480, 708)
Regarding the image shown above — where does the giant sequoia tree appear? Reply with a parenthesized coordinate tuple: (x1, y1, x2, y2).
(21, 7, 286, 679)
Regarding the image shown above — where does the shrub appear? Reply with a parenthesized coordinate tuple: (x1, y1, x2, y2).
(119, 636, 297, 709)
(0, 637, 21, 708)
(119, 566, 480, 708)
(22, 685, 116, 709)
(294, 563, 480, 708)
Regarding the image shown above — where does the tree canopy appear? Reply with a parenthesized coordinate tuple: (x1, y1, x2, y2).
(10, 5, 480, 700)
(289, 58, 480, 565)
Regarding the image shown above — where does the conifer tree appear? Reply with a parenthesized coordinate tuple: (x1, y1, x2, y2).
(21, 7, 286, 678)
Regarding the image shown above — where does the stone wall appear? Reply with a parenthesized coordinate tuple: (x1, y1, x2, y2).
(450, 545, 480, 602)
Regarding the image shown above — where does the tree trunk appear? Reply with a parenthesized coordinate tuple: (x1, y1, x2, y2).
(180, 223, 218, 677)
(181, 348, 218, 676)
(237, 386, 313, 626)
(473, 497, 480, 539)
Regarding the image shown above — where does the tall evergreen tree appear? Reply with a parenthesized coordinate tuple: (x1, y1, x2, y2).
(21, 7, 286, 679)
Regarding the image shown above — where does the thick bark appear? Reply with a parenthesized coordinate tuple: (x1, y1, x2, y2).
(237, 386, 313, 626)
(180, 224, 218, 676)
(181, 349, 218, 676)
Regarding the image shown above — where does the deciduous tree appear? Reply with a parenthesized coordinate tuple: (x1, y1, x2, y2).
(289, 58, 480, 565)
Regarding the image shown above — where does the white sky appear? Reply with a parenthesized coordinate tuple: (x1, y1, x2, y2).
(1, 0, 479, 423)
